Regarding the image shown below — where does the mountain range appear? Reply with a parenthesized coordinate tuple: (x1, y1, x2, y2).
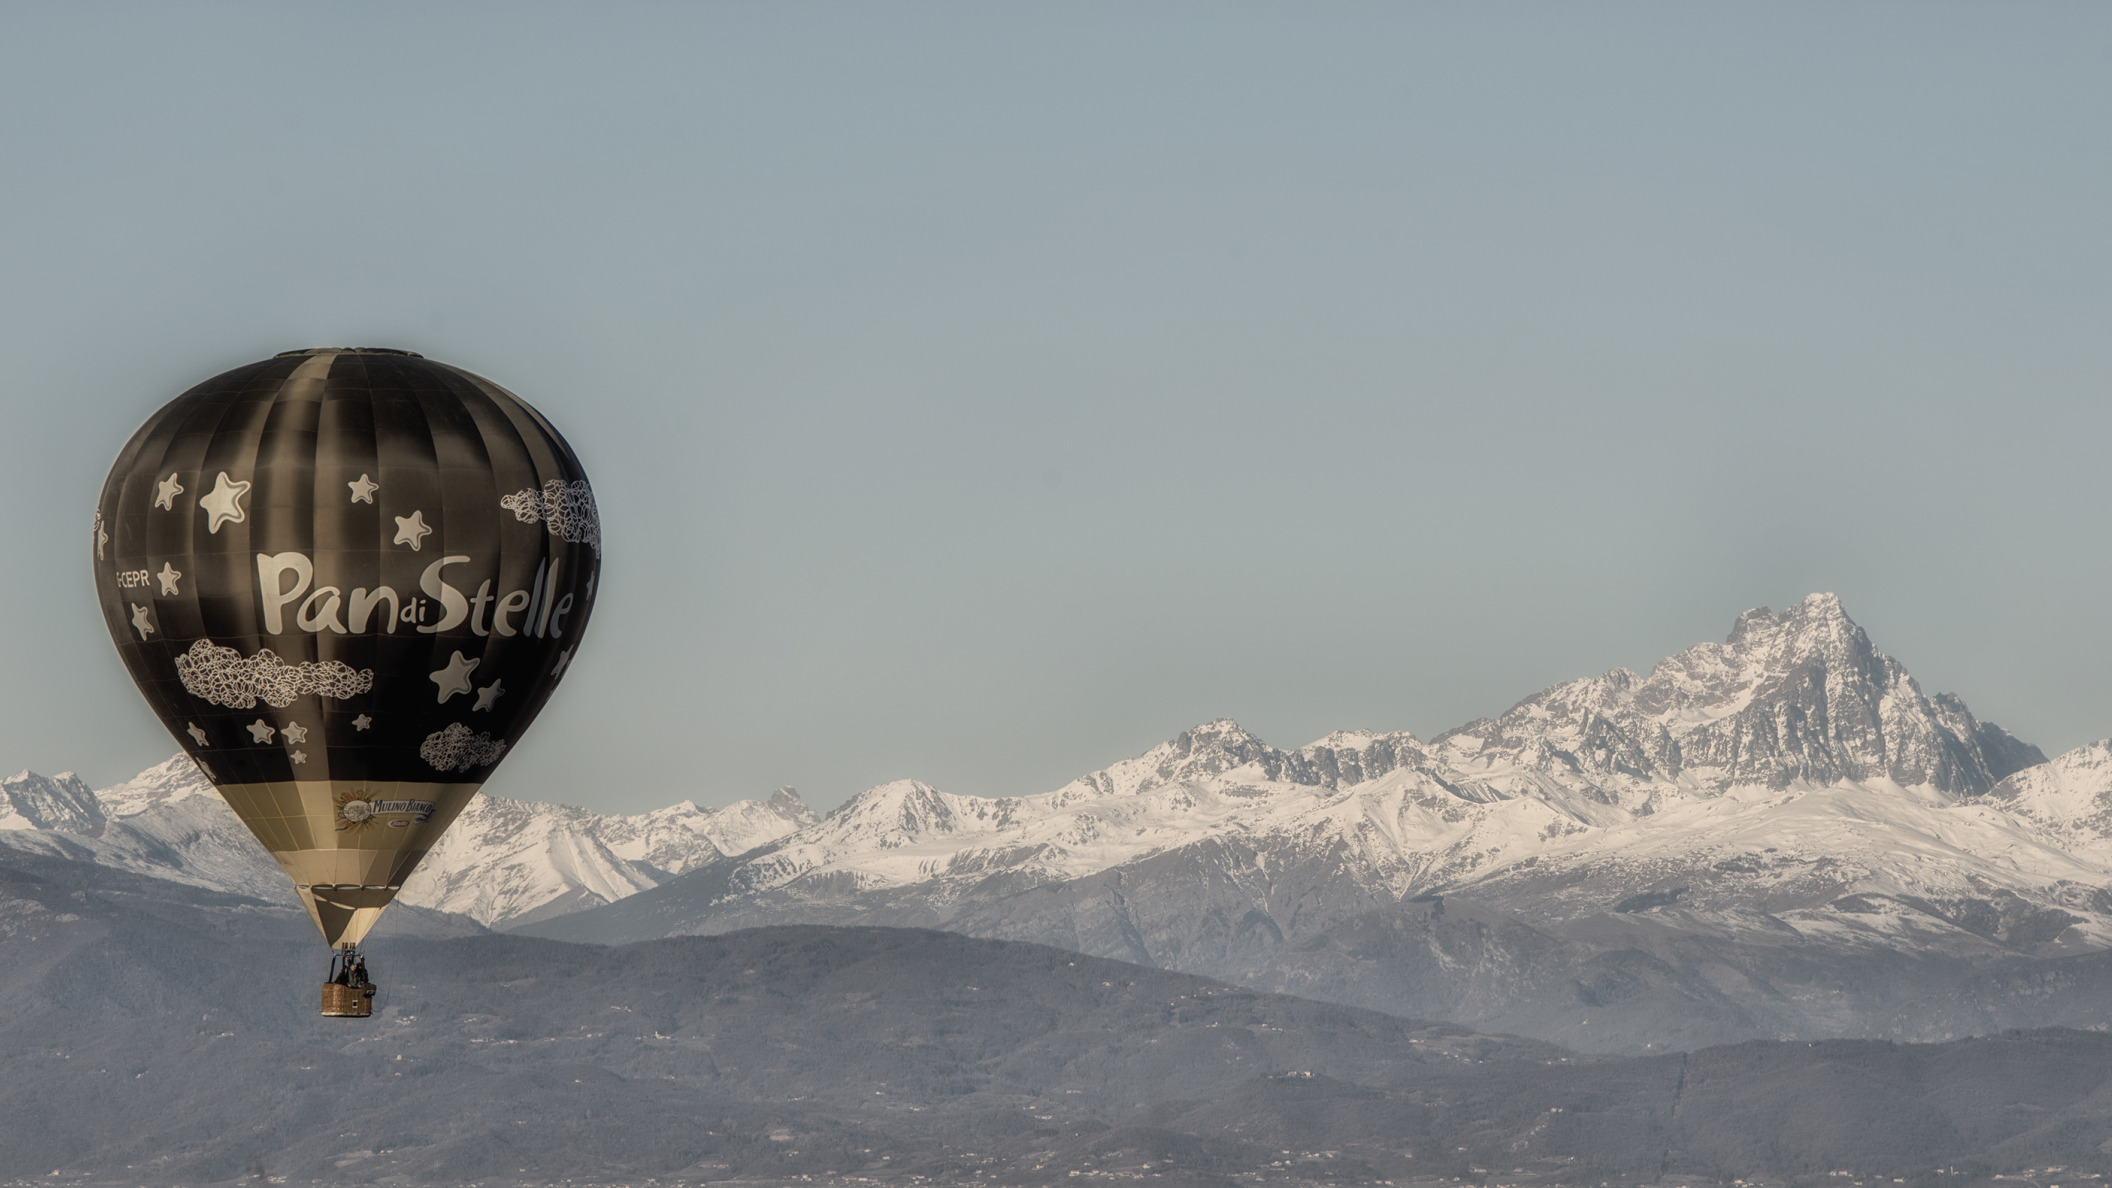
(7, 838, 2112, 1186)
(16, 592, 2112, 1052)
(0, 754, 816, 927)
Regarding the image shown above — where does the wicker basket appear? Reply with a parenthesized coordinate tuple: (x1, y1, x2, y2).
(320, 982, 374, 1018)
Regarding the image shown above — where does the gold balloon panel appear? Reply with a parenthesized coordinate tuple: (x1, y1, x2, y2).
(215, 779, 480, 947)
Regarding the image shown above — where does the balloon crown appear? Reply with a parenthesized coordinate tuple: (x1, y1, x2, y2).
(272, 347, 424, 358)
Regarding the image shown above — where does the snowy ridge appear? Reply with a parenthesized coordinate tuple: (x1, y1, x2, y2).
(598, 787, 819, 876)
(1429, 594, 2037, 810)
(1, 757, 290, 902)
(397, 795, 661, 927)
(95, 753, 220, 818)
(1984, 741, 2112, 866)
(1, 770, 103, 834)
(397, 789, 814, 926)
(0, 752, 817, 929)
(728, 721, 1456, 904)
(11, 593, 2106, 958)
(548, 593, 2109, 962)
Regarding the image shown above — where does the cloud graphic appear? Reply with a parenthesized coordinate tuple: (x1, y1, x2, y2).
(420, 722, 509, 773)
(174, 639, 374, 709)
(500, 479, 601, 557)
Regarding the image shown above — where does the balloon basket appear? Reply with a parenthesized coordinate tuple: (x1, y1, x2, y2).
(320, 982, 374, 1017)
(321, 948, 376, 1017)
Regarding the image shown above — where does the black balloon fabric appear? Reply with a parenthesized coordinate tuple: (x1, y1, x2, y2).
(94, 349, 600, 789)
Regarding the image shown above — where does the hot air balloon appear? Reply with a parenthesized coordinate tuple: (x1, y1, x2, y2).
(91, 348, 601, 1016)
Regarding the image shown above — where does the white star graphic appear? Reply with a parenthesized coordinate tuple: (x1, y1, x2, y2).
(290, 750, 308, 765)
(551, 647, 573, 678)
(246, 719, 276, 744)
(156, 562, 182, 596)
(185, 722, 208, 747)
(394, 509, 433, 551)
(129, 604, 154, 639)
(430, 650, 479, 702)
(347, 473, 380, 504)
(197, 472, 251, 534)
(153, 473, 184, 511)
(472, 679, 505, 712)
(282, 722, 309, 744)
(352, 714, 373, 731)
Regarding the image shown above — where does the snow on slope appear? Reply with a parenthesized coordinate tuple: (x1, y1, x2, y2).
(0, 770, 103, 834)
(96, 753, 219, 817)
(722, 721, 1456, 905)
(598, 787, 818, 875)
(10, 592, 2103, 950)
(710, 729, 2105, 941)
(398, 786, 818, 925)
(608, 594, 2103, 955)
(0, 752, 817, 929)
(0, 756, 289, 901)
(1430, 594, 2039, 809)
(396, 795, 660, 927)
(1985, 741, 2112, 866)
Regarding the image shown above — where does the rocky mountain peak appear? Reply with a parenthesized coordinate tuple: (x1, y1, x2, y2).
(768, 786, 817, 823)
(823, 779, 965, 844)
(1636, 593, 1876, 721)
(1724, 590, 1852, 644)
(1438, 594, 2038, 799)
(1985, 739, 2112, 834)
(1162, 718, 1279, 773)
(1147, 718, 1274, 776)
(1046, 718, 1282, 804)
(95, 754, 216, 818)
(3, 593, 2061, 951)
(0, 770, 104, 835)
(1728, 592, 1871, 673)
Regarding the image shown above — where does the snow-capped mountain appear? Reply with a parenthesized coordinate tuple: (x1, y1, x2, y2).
(498, 594, 2112, 1050)
(1428, 593, 2039, 806)
(0, 754, 817, 929)
(394, 788, 816, 926)
(20, 591, 2112, 1050)
(0, 770, 104, 834)
(533, 595, 2056, 939)
(95, 752, 221, 818)
(598, 787, 819, 875)
(1983, 740, 2112, 866)
(0, 755, 292, 901)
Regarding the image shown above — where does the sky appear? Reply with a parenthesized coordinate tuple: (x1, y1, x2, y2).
(2, 4, 2109, 814)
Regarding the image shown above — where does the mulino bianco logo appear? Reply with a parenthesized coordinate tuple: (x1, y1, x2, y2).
(333, 789, 437, 832)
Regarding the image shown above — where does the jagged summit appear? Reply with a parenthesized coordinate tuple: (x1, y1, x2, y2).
(493, 592, 2082, 964)
(1434, 593, 2041, 801)
(5, 592, 2079, 986)
(95, 753, 217, 818)
(0, 770, 102, 835)
(821, 779, 970, 843)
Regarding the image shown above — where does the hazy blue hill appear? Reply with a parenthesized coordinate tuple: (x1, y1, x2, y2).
(8, 843, 2112, 1185)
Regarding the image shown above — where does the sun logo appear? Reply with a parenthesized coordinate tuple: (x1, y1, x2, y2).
(334, 789, 378, 832)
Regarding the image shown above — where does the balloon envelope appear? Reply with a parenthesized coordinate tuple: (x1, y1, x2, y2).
(93, 349, 601, 947)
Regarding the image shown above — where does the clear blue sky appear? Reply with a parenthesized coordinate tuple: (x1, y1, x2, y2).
(4, 3, 2109, 812)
